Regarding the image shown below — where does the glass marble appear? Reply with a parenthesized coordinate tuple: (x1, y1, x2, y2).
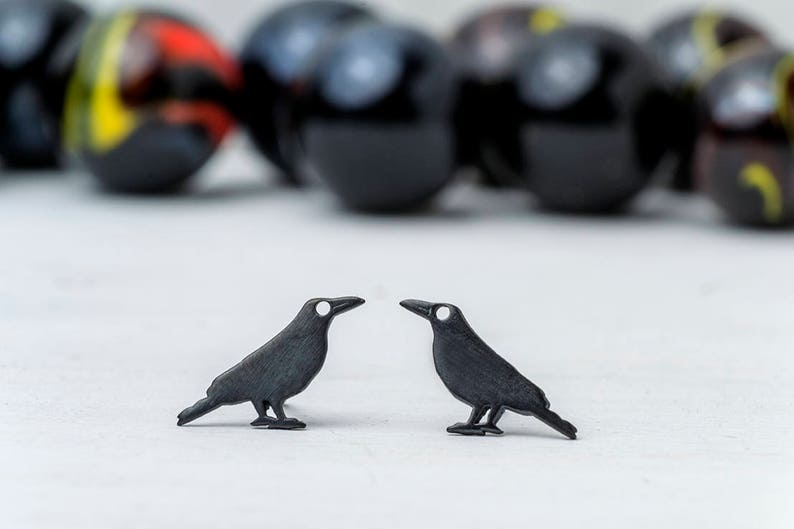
(647, 10, 769, 190)
(292, 22, 458, 212)
(481, 24, 675, 213)
(0, 0, 87, 168)
(449, 4, 566, 186)
(63, 9, 240, 193)
(239, 1, 375, 180)
(695, 48, 794, 226)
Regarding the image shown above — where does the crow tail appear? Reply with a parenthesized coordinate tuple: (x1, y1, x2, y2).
(534, 409, 577, 440)
(177, 396, 220, 426)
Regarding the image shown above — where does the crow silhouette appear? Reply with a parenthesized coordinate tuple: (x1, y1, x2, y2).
(178, 297, 365, 429)
(401, 299, 577, 438)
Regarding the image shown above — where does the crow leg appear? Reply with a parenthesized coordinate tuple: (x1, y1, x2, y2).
(469, 406, 488, 425)
(447, 405, 488, 436)
(481, 406, 505, 435)
(250, 400, 276, 427)
(253, 400, 270, 418)
(269, 401, 306, 430)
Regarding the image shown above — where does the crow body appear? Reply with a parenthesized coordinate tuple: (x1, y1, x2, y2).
(178, 297, 364, 429)
(401, 299, 577, 438)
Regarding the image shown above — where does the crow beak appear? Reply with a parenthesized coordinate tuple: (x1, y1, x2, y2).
(399, 299, 434, 320)
(329, 296, 366, 315)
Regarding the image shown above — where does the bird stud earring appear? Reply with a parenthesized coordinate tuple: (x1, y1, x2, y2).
(177, 296, 366, 429)
(400, 299, 578, 438)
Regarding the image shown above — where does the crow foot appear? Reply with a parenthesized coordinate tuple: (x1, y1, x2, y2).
(447, 423, 486, 436)
(478, 424, 504, 435)
(251, 417, 306, 430)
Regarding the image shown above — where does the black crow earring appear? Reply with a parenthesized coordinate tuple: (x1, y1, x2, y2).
(177, 296, 365, 429)
(400, 299, 577, 438)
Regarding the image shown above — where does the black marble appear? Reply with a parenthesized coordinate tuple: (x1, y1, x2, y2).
(480, 24, 675, 213)
(292, 22, 459, 212)
(239, 1, 375, 180)
(695, 47, 794, 226)
(0, 0, 88, 169)
(449, 3, 566, 186)
(647, 10, 769, 191)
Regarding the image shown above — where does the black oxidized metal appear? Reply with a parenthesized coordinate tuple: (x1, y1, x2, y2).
(178, 297, 365, 429)
(401, 299, 577, 438)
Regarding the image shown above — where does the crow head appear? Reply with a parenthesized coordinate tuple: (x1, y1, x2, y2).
(304, 297, 366, 322)
(399, 299, 462, 330)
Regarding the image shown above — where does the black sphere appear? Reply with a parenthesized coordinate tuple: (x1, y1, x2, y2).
(647, 10, 769, 191)
(239, 1, 375, 179)
(481, 24, 674, 213)
(292, 22, 458, 212)
(0, 0, 88, 169)
(449, 4, 566, 186)
(695, 48, 794, 227)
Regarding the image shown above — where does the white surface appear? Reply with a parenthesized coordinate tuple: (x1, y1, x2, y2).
(1, 146, 793, 527)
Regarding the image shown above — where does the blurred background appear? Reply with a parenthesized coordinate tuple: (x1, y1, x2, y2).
(82, 0, 794, 45)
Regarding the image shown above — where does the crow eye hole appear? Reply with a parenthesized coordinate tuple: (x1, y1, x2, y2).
(435, 306, 451, 321)
(315, 301, 331, 316)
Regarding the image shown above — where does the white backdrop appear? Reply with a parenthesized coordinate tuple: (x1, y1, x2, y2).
(81, 0, 794, 48)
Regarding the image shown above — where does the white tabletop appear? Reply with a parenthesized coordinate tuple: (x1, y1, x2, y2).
(2, 146, 793, 528)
